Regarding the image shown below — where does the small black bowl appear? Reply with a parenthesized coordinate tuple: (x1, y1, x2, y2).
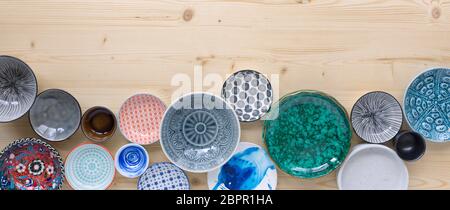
(393, 130, 426, 161)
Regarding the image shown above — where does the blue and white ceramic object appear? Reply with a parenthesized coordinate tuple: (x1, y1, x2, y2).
(29, 89, 82, 141)
(404, 68, 450, 142)
(137, 162, 190, 190)
(0, 56, 38, 123)
(65, 144, 115, 190)
(160, 93, 240, 173)
(115, 143, 149, 178)
(207, 142, 277, 190)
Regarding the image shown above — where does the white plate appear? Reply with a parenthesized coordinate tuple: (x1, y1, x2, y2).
(337, 144, 409, 190)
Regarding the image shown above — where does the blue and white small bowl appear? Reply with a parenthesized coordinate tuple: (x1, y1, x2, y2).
(137, 162, 190, 190)
(115, 143, 149, 178)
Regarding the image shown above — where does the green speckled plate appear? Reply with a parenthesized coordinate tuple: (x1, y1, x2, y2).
(263, 90, 352, 179)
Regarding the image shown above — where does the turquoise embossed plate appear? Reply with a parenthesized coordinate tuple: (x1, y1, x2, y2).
(65, 144, 115, 190)
(263, 90, 352, 179)
(404, 68, 450, 142)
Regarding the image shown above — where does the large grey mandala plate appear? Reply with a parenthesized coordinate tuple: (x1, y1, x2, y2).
(222, 70, 273, 122)
(160, 93, 241, 173)
(404, 68, 450, 142)
(0, 56, 38, 123)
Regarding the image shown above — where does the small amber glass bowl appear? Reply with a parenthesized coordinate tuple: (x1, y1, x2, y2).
(81, 106, 117, 143)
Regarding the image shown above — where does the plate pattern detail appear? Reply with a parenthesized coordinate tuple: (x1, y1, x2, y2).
(137, 162, 190, 190)
(351, 92, 403, 143)
(0, 138, 64, 190)
(0, 56, 37, 122)
(65, 144, 115, 190)
(119, 94, 166, 145)
(161, 93, 240, 172)
(404, 68, 450, 142)
(222, 70, 273, 122)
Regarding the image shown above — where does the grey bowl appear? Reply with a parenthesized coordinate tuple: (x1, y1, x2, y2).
(160, 93, 241, 173)
(0, 56, 38, 123)
(221, 70, 273, 122)
(29, 89, 81, 141)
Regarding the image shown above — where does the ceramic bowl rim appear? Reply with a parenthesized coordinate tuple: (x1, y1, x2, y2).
(28, 88, 82, 142)
(117, 93, 167, 145)
(402, 67, 450, 143)
(114, 143, 149, 178)
(64, 142, 115, 190)
(350, 90, 403, 144)
(206, 141, 278, 190)
(81, 106, 117, 143)
(0, 137, 65, 190)
(0, 55, 38, 123)
(393, 130, 427, 162)
(221, 69, 274, 123)
(262, 89, 352, 179)
(336, 144, 409, 190)
(159, 91, 241, 173)
(136, 161, 191, 190)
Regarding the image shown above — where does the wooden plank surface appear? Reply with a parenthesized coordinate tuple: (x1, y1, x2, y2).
(1, 0, 450, 190)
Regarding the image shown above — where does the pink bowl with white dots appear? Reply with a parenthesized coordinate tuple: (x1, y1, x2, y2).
(118, 94, 167, 145)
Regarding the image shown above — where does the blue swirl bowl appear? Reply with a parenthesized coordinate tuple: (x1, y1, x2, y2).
(114, 143, 149, 178)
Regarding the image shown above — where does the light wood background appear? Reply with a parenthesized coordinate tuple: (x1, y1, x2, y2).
(1, 0, 450, 190)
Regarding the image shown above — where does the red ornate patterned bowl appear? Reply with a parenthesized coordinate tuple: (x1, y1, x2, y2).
(0, 138, 64, 190)
(118, 94, 167, 145)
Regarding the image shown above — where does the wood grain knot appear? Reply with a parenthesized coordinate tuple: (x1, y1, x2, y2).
(431, 7, 441, 19)
(183, 9, 194, 22)
(296, 0, 312, 4)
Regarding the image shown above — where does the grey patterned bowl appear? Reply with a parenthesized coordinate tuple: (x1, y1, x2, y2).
(351, 91, 403, 144)
(0, 56, 38, 123)
(222, 70, 273, 122)
(29, 89, 82, 141)
(160, 93, 241, 173)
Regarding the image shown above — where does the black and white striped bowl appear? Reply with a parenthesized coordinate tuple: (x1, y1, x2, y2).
(0, 56, 38, 123)
(351, 91, 403, 144)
